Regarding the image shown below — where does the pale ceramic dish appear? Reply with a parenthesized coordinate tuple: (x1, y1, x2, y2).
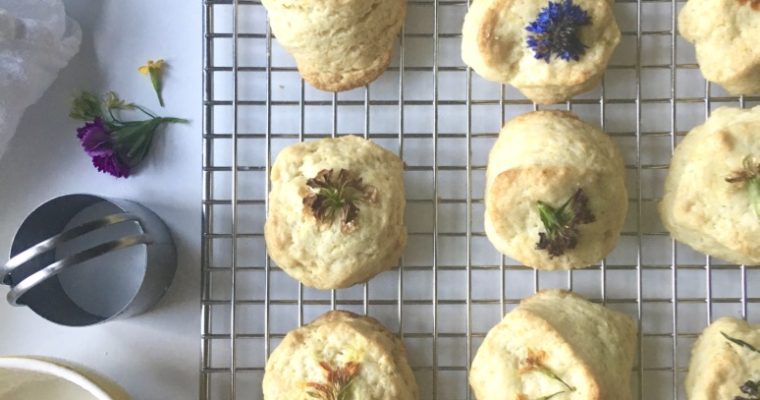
(0, 357, 129, 400)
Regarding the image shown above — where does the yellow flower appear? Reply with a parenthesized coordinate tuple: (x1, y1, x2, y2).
(138, 59, 167, 107)
(138, 59, 165, 75)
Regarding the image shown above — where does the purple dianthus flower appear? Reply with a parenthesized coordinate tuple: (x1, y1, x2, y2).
(76, 117, 131, 178)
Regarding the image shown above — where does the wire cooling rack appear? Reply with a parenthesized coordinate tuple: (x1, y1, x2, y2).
(201, 0, 760, 399)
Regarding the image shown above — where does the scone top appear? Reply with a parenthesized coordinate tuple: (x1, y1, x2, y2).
(679, 0, 760, 94)
(685, 317, 760, 400)
(262, 311, 418, 400)
(469, 290, 637, 400)
(484, 111, 628, 270)
(264, 136, 407, 289)
(659, 106, 760, 265)
(461, 0, 620, 104)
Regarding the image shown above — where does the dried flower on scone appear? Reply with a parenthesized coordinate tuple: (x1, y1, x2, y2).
(265, 136, 406, 289)
(536, 188, 596, 257)
(303, 168, 379, 233)
(659, 106, 760, 265)
(462, 0, 620, 103)
(485, 111, 627, 270)
(263, 311, 418, 400)
(685, 318, 760, 400)
(526, 0, 591, 63)
(470, 290, 636, 400)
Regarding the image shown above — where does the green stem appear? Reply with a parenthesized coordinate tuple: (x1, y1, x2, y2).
(133, 104, 158, 119)
(150, 70, 164, 107)
(749, 177, 760, 220)
(536, 366, 575, 392)
(160, 117, 189, 124)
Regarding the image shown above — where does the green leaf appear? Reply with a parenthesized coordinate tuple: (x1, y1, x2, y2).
(722, 332, 760, 355)
(111, 118, 161, 166)
(104, 91, 135, 111)
(70, 91, 103, 121)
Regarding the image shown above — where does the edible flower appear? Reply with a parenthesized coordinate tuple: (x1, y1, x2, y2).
(306, 361, 361, 400)
(70, 91, 187, 178)
(526, 0, 591, 63)
(536, 188, 595, 257)
(726, 156, 760, 220)
(303, 169, 378, 233)
(138, 59, 166, 107)
(519, 349, 576, 400)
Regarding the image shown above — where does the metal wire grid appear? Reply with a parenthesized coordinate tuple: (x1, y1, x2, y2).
(201, 0, 760, 399)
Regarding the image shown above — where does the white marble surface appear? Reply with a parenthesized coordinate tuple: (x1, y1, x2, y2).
(0, 1, 201, 399)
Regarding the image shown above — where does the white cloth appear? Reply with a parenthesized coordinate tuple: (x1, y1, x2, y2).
(0, 0, 81, 159)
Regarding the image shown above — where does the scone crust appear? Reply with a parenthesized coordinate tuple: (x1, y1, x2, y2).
(263, 311, 419, 400)
(265, 135, 407, 289)
(470, 289, 636, 400)
(659, 106, 760, 265)
(484, 111, 628, 269)
(261, 0, 406, 92)
(679, 0, 760, 95)
(461, 0, 621, 104)
(685, 317, 760, 400)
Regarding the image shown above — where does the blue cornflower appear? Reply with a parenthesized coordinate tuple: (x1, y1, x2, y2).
(526, 0, 591, 63)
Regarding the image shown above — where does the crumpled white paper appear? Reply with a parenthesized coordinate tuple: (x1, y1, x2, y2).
(0, 0, 81, 159)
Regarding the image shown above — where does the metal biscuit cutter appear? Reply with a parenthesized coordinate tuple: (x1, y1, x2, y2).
(1, 194, 177, 326)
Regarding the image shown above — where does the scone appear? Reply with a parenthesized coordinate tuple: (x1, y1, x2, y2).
(470, 290, 636, 400)
(263, 310, 419, 400)
(461, 0, 620, 104)
(659, 106, 760, 265)
(679, 0, 760, 95)
(264, 135, 406, 289)
(686, 317, 760, 400)
(261, 0, 405, 92)
(484, 111, 627, 270)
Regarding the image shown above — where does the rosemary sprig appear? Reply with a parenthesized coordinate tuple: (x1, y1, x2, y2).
(722, 332, 760, 355)
(303, 169, 378, 233)
(726, 156, 760, 219)
(536, 188, 595, 257)
(722, 332, 760, 400)
(520, 350, 576, 400)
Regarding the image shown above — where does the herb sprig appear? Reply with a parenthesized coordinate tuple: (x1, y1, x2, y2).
(723, 332, 760, 355)
(722, 332, 760, 400)
(726, 156, 760, 219)
(520, 349, 576, 400)
(303, 169, 378, 233)
(306, 361, 361, 400)
(536, 188, 595, 257)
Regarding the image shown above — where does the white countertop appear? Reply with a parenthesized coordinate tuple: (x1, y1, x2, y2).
(0, 1, 201, 399)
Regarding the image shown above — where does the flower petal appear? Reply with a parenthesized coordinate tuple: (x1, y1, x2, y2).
(77, 118, 115, 157)
(92, 154, 131, 178)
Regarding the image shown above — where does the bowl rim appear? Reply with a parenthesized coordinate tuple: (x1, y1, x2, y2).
(0, 356, 114, 400)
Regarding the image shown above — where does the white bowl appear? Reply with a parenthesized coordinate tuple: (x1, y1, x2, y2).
(0, 357, 129, 400)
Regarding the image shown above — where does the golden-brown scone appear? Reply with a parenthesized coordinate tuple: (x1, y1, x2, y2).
(265, 135, 406, 289)
(679, 0, 760, 95)
(261, 0, 406, 92)
(470, 290, 637, 400)
(461, 0, 620, 104)
(685, 317, 760, 400)
(659, 106, 760, 265)
(263, 310, 419, 400)
(484, 111, 627, 270)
